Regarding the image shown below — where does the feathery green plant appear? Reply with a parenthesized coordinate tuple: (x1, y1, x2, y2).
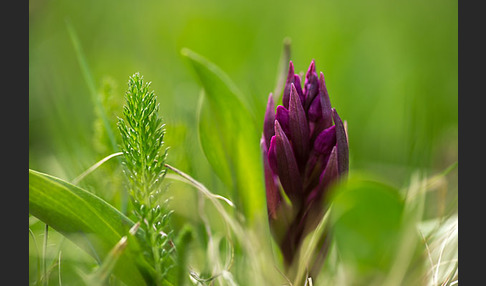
(117, 72, 175, 285)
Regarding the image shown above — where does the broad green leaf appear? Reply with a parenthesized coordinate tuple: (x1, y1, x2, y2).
(181, 48, 265, 224)
(29, 169, 149, 285)
(328, 178, 405, 278)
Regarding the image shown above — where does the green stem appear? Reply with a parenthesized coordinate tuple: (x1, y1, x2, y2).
(43, 224, 48, 286)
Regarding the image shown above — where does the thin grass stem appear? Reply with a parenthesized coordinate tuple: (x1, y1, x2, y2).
(434, 221, 458, 285)
(165, 173, 234, 208)
(29, 228, 42, 285)
(72, 152, 123, 184)
(58, 251, 62, 286)
(65, 19, 118, 153)
(43, 224, 48, 286)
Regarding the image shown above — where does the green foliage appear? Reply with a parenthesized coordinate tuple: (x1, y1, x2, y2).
(329, 179, 405, 277)
(29, 2, 457, 282)
(29, 169, 147, 285)
(66, 19, 118, 154)
(118, 72, 168, 205)
(117, 72, 176, 285)
(181, 48, 265, 224)
(92, 77, 122, 155)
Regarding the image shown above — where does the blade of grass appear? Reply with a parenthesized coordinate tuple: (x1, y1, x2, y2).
(164, 163, 237, 235)
(165, 163, 280, 285)
(43, 224, 48, 286)
(165, 173, 234, 208)
(434, 219, 457, 285)
(58, 251, 62, 286)
(65, 19, 118, 153)
(65, 19, 117, 151)
(29, 169, 148, 285)
(292, 208, 332, 285)
(382, 172, 426, 286)
(65, 19, 127, 213)
(29, 228, 42, 285)
(72, 152, 123, 185)
(87, 236, 129, 286)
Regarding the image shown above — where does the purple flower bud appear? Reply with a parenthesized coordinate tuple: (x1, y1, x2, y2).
(261, 60, 349, 270)
(282, 61, 304, 109)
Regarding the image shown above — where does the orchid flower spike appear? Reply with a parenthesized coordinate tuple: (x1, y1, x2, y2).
(261, 60, 349, 270)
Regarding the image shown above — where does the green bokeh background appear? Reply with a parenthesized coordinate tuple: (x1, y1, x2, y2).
(29, 0, 457, 283)
(29, 0, 458, 186)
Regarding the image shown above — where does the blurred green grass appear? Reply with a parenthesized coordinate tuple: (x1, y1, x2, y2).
(29, 0, 457, 283)
(29, 0, 457, 185)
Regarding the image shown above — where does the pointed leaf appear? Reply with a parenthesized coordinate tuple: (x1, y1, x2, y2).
(181, 48, 265, 223)
(29, 169, 148, 285)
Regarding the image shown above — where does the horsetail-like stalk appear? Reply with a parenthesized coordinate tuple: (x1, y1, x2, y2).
(117, 72, 174, 285)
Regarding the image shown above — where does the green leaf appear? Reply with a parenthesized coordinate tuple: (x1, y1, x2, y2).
(29, 169, 148, 285)
(328, 177, 405, 278)
(181, 48, 265, 224)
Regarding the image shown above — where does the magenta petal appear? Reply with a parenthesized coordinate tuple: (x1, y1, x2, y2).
(283, 61, 304, 108)
(304, 60, 319, 108)
(263, 93, 276, 149)
(313, 125, 336, 154)
(268, 135, 278, 174)
(261, 137, 281, 220)
(307, 92, 322, 122)
(319, 72, 333, 129)
(319, 145, 339, 188)
(306, 146, 338, 206)
(276, 105, 290, 137)
(282, 61, 295, 109)
(303, 125, 336, 192)
(332, 108, 349, 176)
(274, 120, 303, 203)
(293, 74, 304, 104)
(289, 83, 310, 168)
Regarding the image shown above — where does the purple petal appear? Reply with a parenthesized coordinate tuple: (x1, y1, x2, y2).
(282, 61, 295, 109)
(274, 120, 303, 203)
(319, 145, 339, 189)
(261, 136, 281, 220)
(313, 125, 336, 154)
(332, 108, 349, 176)
(305, 146, 338, 209)
(307, 92, 322, 122)
(263, 93, 275, 149)
(282, 61, 304, 109)
(276, 105, 290, 137)
(293, 74, 304, 104)
(268, 135, 278, 174)
(304, 60, 319, 108)
(289, 83, 310, 169)
(319, 72, 333, 129)
(303, 125, 336, 192)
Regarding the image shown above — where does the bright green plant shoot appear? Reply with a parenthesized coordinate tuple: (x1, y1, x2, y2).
(117, 73, 174, 285)
(118, 72, 168, 205)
